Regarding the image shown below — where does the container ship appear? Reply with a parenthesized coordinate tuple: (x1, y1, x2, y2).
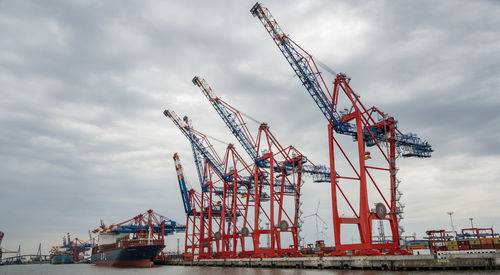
(90, 233, 165, 267)
(90, 209, 185, 268)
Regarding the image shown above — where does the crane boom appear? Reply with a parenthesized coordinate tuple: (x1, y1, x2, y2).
(164, 110, 230, 182)
(173, 153, 192, 214)
(183, 116, 208, 192)
(251, 3, 432, 158)
(251, 3, 340, 129)
(192, 76, 262, 166)
(193, 76, 333, 182)
(193, 76, 336, 182)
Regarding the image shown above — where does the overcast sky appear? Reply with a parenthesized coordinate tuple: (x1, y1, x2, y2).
(1, 0, 499, 254)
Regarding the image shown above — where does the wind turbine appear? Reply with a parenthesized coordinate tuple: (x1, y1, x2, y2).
(303, 201, 328, 241)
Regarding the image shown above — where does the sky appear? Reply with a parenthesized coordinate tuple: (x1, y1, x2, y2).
(0, 0, 499, 255)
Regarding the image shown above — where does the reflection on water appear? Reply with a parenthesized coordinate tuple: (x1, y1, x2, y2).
(0, 264, 498, 275)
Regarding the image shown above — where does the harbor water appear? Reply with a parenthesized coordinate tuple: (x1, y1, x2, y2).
(1, 264, 499, 275)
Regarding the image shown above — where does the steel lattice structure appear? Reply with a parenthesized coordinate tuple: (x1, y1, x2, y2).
(193, 76, 339, 257)
(166, 110, 258, 259)
(174, 152, 222, 259)
(93, 209, 185, 239)
(251, 2, 432, 255)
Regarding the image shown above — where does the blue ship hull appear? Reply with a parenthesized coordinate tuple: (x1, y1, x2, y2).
(91, 244, 164, 267)
(51, 255, 73, 264)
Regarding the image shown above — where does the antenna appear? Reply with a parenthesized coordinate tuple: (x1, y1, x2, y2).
(447, 211, 455, 231)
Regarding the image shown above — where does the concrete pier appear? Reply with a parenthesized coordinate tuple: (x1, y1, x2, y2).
(156, 252, 500, 271)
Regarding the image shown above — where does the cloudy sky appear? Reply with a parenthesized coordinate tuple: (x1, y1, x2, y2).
(1, 0, 499, 254)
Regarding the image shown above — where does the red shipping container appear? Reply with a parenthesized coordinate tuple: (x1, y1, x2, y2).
(458, 245, 469, 250)
(320, 247, 332, 253)
(480, 238, 493, 244)
(494, 243, 500, 249)
(457, 240, 468, 246)
(482, 244, 494, 249)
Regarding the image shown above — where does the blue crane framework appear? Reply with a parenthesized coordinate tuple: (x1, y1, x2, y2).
(251, 2, 432, 255)
(174, 152, 193, 215)
(166, 109, 267, 259)
(92, 209, 186, 236)
(185, 117, 208, 193)
(193, 76, 340, 257)
(192, 76, 331, 182)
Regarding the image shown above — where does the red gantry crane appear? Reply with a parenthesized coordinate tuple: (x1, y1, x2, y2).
(165, 110, 257, 259)
(251, 2, 432, 255)
(0, 231, 19, 262)
(193, 76, 332, 257)
(167, 110, 227, 259)
(174, 152, 220, 260)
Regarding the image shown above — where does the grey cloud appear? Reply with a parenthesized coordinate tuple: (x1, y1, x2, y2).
(1, 0, 499, 253)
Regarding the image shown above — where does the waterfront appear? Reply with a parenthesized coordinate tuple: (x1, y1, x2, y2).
(1, 264, 500, 275)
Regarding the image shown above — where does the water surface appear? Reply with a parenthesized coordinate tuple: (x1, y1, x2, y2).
(1, 264, 498, 275)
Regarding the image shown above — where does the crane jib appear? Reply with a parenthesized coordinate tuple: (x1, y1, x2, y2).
(253, 4, 432, 158)
(164, 110, 230, 182)
(212, 100, 258, 161)
(186, 132, 229, 181)
(190, 143, 207, 192)
(193, 77, 263, 167)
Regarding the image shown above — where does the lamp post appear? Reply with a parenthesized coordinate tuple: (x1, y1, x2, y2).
(177, 238, 180, 255)
(469, 218, 474, 228)
(447, 212, 455, 231)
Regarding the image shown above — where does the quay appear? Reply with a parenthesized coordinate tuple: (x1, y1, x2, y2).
(156, 252, 500, 271)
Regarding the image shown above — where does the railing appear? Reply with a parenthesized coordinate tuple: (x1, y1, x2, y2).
(121, 238, 164, 247)
(96, 238, 164, 253)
